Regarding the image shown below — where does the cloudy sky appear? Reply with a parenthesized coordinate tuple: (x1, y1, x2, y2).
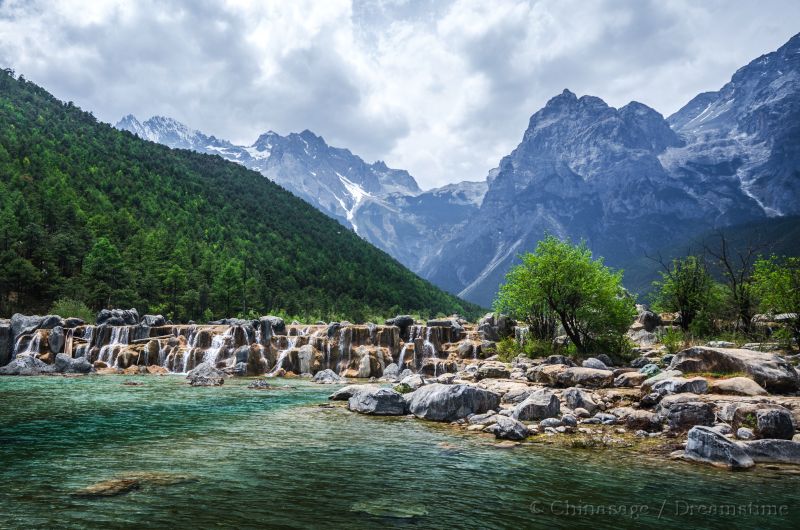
(1, 0, 798, 188)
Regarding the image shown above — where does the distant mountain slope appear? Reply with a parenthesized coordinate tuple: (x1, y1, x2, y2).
(115, 115, 485, 272)
(0, 70, 481, 320)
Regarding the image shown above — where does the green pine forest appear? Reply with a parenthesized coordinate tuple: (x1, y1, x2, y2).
(0, 69, 482, 322)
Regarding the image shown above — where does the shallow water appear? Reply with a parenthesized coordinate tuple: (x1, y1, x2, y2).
(0, 376, 798, 529)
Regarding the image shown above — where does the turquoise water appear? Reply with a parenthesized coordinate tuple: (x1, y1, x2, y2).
(0, 376, 798, 529)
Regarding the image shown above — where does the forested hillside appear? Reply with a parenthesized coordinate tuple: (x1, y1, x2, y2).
(0, 69, 481, 322)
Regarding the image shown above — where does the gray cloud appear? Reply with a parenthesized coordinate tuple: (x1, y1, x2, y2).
(1, 0, 798, 188)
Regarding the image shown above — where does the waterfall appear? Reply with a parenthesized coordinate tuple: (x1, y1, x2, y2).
(13, 332, 41, 359)
(423, 327, 437, 377)
(201, 328, 231, 368)
(268, 335, 298, 375)
(337, 327, 349, 374)
(398, 344, 409, 369)
(98, 326, 130, 366)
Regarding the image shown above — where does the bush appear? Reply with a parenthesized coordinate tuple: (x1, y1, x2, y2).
(49, 298, 95, 323)
(659, 328, 685, 355)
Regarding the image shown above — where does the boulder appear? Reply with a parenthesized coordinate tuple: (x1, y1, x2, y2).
(405, 384, 500, 422)
(425, 318, 464, 338)
(756, 408, 796, 440)
(614, 371, 647, 387)
(312, 368, 344, 384)
(62, 317, 85, 328)
(661, 401, 715, 431)
(542, 355, 575, 367)
(348, 388, 406, 415)
(500, 385, 536, 405)
(96, 308, 139, 326)
(614, 408, 660, 431)
(512, 389, 560, 421)
(476, 361, 511, 380)
(385, 315, 415, 336)
(636, 309, 661, 332)
(651, 377, 708, 396)
(596, 354, 614, 367)
(737, 428, 755, 440)
(11, 313, 63, 339)
(53, 353, 92, 374)
(48, 326, 65, 354)
(382, 363, 400, 379)
(641, 370, 683, 391)
(186, 362, 224, 387)
(582, 357, 608, 370)
(328, 384, 379, 401)
(630, 357, 651, 369)
(486, 416, 528, 440)
(526, 363, 567, 385)
(141, 314, 166, 327)
(668, 347, 799, 393)
(562, 387, 598, 413)
(261, 316, 286, 335)
(709, 377, 767, 397)
(742, 439, 800, 464)
(468, 411, 500, 425)
(396, 373, 426, 392)
(684, 426, 754, 469)
(0, 320, 11, 366)
(639, 364, 660, 377)
(0, 354, 50, 376)
(556, 367, 614, 388)
(477, 312, 515, 342)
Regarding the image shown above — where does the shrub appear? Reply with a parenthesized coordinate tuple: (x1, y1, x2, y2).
(49, 298, 95, 323)
(660, 328, 685, 355)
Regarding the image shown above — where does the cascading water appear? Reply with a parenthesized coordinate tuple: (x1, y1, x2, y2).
(98, 327, 130, 366)
(269, 335, 298, 375)
(12, 332, 41, 360)
(201, 329, 231, 368)
(397, 344, 409, 369)
(337, 327, 351, 375)
(423, 327, 438, 377)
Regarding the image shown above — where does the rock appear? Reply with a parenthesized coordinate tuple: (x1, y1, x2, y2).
(486, 416, 528, 440)
(476, 361, 511, 380)
(72, 478, 141, 497)
(742, 439, 800, 464)
(593, 412, 617, 425)
(436, 372, 457, 384)
(500, 385, 536, 405)
(618, 408, 660, 431)
(542, 355, 575, 366)
(385, 315, 415, 336)
(539, 417, 562, 428)
(561, 414, 578, 427)
(707, 341, 735, 348)
(186, 362, 224, 387)
(62, 317, 85, 328)
(636, 309, 662, 332)
(382, 363, 400, 379)
(312, 368, 344, 384)
(48, 326, 65, 354)
(146, 365, 168, 375)
(669, 347, 799, 393)
(639, 392, 663, 408)
(398, 373, 426, 391)
(11, 313, 62, 339)
(0, 320, 11, 366)
(661, 401, 715, 431)
(737, 427, 755, 440)
(756, 408, 796, 440)
(684, 426, 754, 469)
(348, 388, 406, 415)
(614, 371, 647, 387)
(629, 330, 657, 346)
(96, 308, 139, 326)
(596, 354, 614, 367)
(329, 384, 379, 401)
(141, 314, 166, 327)
(526, 363, 567, 385)
(630, 357, 651, 369)
(639, 363, 660, 376)
(261, 316, 286, 335)
(573, 407, 590, 418)
(0, 354, 50, 375)
(641, 370, 683, 391)
(512, 389, 560, 421)
(709, 377, 768, 396)
(53, 353, 92, 374)
(405, 384, 500, 422)
(562, 387, 598, 413)
(582, 357, 608, 370)
(425, 318, 464, 338)
(556, 367, 614, 388)
(477, 313, 515, 342)
(468, 410, 499, 425)
(651, 377, 708, 396)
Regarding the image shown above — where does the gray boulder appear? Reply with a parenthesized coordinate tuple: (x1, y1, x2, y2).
(737, 428, 755, 440)
(556, 367, 614, 388)
(405, 384, 500, 422)
(312, 368, 344, 384)
(562, 387, 598, 413)
(329, 384, 379, 401)
(468, 410, 499, 425)
(261, 316, 286, 335)
(486, 416, 528, 440)
(512, 389, 560, 421)
(476, 361, 511, 380)
(639, 363, 660, 376)
(614, 371, 647, 387)
(651, 377, 708, 396)
(477, 312, 515, 342)
(0, 354, 50, 375)
(742, 439, 800, 464)
(348, 388, 406, 415)
(141, 314, 166, 327)
(684, 426, 754, 469)
(48, 326, 65, 354)
(756, 408, 796, 440)
(582, 357, 608, 370)
(661, 401, 715, 431)
(596, 354, 614, 367)
(382, 363, 400, 379)
(54, 353, 92, 374)
(186, 362, 224, 386)
(542, 355, 575, 366)
(709, 377, 767, 396)
(11, 313, 63, 339)
(96, 308, 139, 326)
(385, 315, 415, 336)
(636, 308, 661, 332)
(669, 347, 799, 393)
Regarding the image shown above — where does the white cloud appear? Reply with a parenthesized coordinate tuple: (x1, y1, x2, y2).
(0, 0, 798, 188)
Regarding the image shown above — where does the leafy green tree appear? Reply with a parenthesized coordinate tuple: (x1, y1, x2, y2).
(495, 236, 635, 355)
(49, 297, 95, 323)
(82, 237, 124, 308)
(651, 255, 714, 332)
(752, 256, 800, 346)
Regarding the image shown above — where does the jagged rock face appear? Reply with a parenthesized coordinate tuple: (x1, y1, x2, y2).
(423, 90, 716, 304)
(666, 33, 800, 216)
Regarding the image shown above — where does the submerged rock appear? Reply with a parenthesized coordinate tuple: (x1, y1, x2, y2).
(405, 383, 500, 422)
(683, 426, 754, 469)
(312, 368, 344, 384)
(348, 387, 406, 415)
(328, 384, 379, 401)
(72, 478, 141, 497)
(186, 362, 224, 387)
(486, 416, 529, 440)
(247, 379, 272, 389)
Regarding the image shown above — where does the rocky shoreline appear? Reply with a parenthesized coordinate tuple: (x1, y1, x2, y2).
(2, 308, 799, 471)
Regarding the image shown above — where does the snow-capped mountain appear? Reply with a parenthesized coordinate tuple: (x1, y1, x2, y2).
(115, 115, 481, 271)
(423, 33, 800, 305)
